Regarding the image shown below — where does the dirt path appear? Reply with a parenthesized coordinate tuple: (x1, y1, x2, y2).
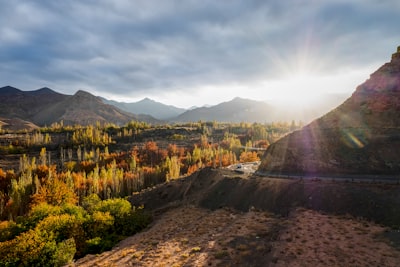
(72, 206, 399, 267)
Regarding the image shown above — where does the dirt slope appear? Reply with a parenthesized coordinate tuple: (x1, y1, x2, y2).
(73, 206, 400, 267)
(72, 168, 400, 266)
(132, 168, 400, 227)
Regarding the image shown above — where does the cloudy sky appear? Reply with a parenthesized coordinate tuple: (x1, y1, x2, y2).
(1, 1, 399, 108)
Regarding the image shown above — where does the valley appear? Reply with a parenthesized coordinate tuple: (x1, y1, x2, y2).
(1, 47, 400, 266)
(1, 1, 400, 266)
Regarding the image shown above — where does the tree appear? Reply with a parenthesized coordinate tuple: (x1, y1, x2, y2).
(31, 177, 78, 207)
(239, 151, 260, 163)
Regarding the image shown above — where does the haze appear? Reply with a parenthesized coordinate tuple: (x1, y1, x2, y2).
(1, 1, 399, 108)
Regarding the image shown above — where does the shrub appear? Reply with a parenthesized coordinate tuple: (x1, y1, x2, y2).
(0, 229, 75, 266)
(94, 198, 131, 220)
(82, 193, 102, 214)
(0, 220, 22, 242)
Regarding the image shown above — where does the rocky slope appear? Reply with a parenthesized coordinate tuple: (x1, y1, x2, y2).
(259, 46, 400, 176)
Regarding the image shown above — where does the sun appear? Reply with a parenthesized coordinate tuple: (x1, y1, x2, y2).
(263, 70, 325, 107)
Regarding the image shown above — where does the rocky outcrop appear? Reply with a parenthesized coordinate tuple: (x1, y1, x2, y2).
(259, 46, 400, 176)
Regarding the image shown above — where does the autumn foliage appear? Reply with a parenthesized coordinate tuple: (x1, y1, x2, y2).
(0, 121, 299, 264)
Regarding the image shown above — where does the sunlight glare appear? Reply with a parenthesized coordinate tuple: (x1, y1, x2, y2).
(262, 71, 326, 107)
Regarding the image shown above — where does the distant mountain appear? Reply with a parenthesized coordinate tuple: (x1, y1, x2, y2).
(102, 97, 185, 120)
(173, 97, 275, 123)
(172, 96, 347, 123)
(259, 46, 400, 176)
(33, 90, 160, 126)
(0, 87, 160, 128)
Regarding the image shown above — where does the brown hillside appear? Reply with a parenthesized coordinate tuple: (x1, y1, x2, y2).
(259, 46, 400, 176)
(32, 90, 144, 126)
(0, 86, 68, 121)
(0, 87, 160, 127)
(73, 168, 400, 266)
(0, 117, 39, 131)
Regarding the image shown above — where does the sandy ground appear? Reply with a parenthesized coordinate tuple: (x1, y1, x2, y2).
(72, 206, 400, 267)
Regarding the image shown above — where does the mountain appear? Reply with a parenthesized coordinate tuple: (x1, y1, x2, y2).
(102, 97, 186, 120)
(0, 87, 160, 127)
(0, 86, 68, 120)
(172, 96, 347, 123)
(259, 46, 400, 176)
(173, 97, 275, 123)
(33, 90, 159, 126)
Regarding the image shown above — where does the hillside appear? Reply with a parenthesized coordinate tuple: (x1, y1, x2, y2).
(33, 90, 160, 126)
(0, 86, 68, 120)
(259, 46, 400, 176)
(103, 97, 186, 120)
(0, 117, 39, 131)
(73, 168, 400, 266)
(0, 87, 160, 127)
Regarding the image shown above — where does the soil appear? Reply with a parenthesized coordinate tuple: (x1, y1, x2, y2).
(71, 168, 400, 266)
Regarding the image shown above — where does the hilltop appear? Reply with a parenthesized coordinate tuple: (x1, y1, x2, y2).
(259, 46, 400, 176)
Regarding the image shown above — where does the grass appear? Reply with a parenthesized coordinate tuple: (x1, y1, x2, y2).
(190, 246, 201, 253)
(214, 250, 229, 259)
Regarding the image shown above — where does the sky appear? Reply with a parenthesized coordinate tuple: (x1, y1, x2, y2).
(1, 0, 399, 109)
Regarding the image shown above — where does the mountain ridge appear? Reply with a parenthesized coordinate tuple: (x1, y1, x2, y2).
(172, 95, 348, 123)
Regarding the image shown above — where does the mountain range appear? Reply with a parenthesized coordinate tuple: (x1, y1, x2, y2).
(259, 46, 400, 176)
(0, 86, 347, 130)
(171, 95, 348, 123)
(0, 86, 159, 130)
(102, 97, 186, 120)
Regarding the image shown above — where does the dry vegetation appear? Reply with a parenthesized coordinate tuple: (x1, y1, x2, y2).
(72, 169, 400, 266)
(272, 209, 400, 267)
(73, 206, 400, 267)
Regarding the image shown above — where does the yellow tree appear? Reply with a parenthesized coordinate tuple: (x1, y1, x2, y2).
(31, 176, 78, 207)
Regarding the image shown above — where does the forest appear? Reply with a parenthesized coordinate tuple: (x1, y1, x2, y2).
(0, 120, 301, 266)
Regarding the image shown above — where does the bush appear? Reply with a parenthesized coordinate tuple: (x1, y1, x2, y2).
(82, 193, 102, 214)
(0, 197, 152, 263)
(0, 220, 23, 242)
(94, 198, 131, 220)
(36, 214, 83, 243)
(0, 229, 75, 267)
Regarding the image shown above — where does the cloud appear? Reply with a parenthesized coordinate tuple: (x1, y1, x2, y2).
(0, 0, 399, 105)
